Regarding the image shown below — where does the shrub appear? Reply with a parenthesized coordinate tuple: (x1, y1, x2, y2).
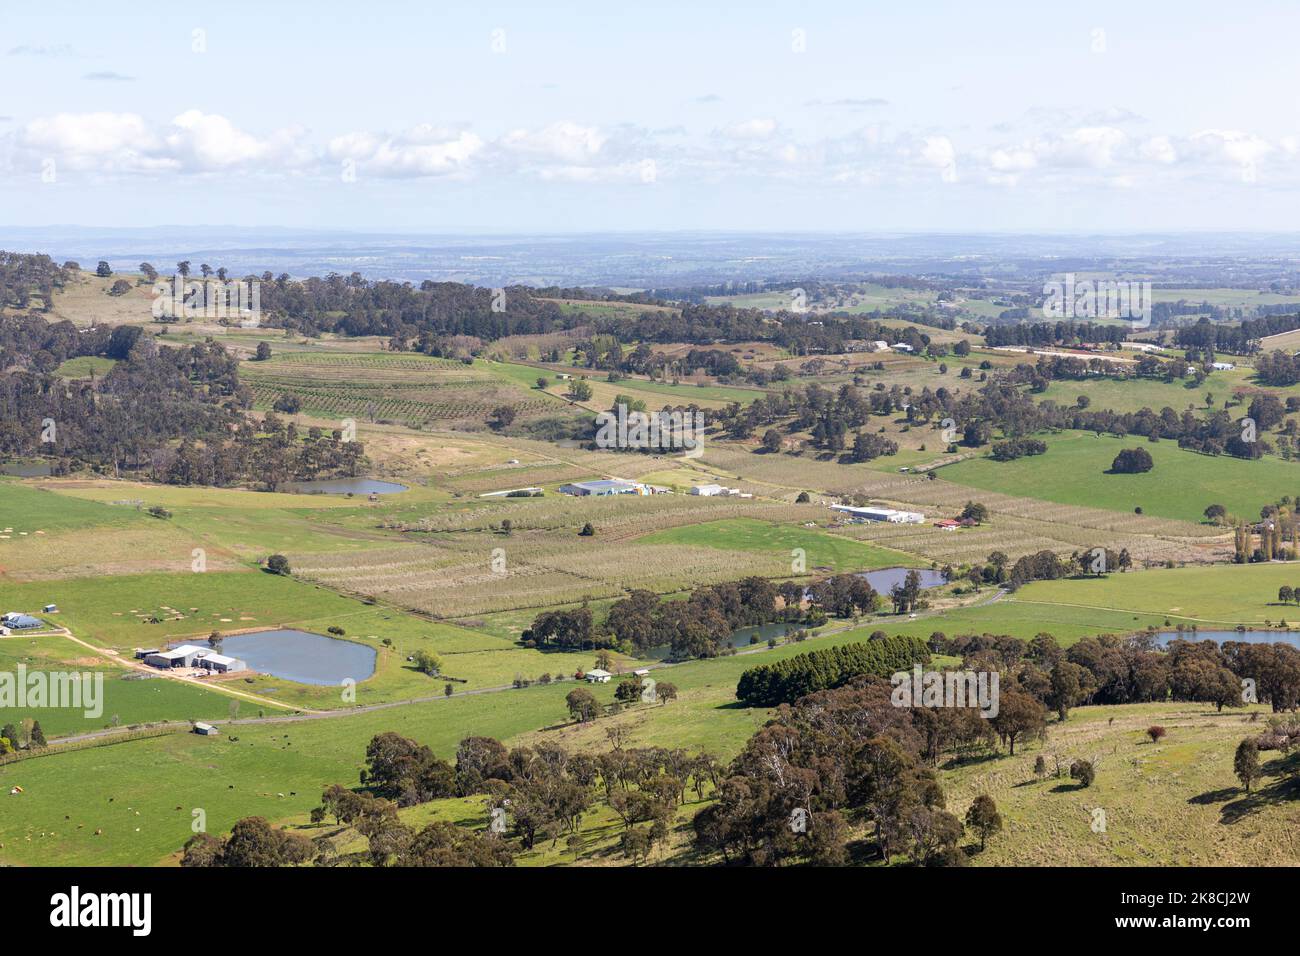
(1069, 759, 1096, 788)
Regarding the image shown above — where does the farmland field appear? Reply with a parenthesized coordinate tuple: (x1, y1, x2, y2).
(941, 431, 1300, 524)
(240, 352, 562, 426)
(636, 517, 916, 572)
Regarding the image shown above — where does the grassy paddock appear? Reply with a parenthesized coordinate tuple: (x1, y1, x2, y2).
(942, 431, 1300, 523)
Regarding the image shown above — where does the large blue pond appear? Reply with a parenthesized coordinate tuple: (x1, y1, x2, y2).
(1157, 630, 1300, 649)
(856, 567, 948, 592)
(218, 629, 377, 685)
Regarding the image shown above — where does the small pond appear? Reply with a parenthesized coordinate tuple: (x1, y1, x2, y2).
(1157, 630, 1300, 649)
(217, 629, 377, 685)
(281, 478, 408, 496)
(856, 567, 948, 592)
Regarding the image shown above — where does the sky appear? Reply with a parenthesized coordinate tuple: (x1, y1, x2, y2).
(3, 0, 1300, 234)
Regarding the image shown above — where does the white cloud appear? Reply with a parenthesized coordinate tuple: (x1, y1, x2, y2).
(18, 112, 170, 173)
(500, 121, 605, 162)
(1049, 126, 1128, 168)
(1186, 129, 1273, 169)
(165, 110, 276, 170)
(918, 135, 957, 181)
(715, 118, 778, 140)
(990, 146, 1037, 172)
(1138, 135, 1177, 164)
(328, 126, 482, 178)
(15, 110, 309, 175)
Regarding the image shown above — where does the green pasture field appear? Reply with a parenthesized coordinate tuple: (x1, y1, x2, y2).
(941, 431, 1300, 524)
(487, 359, 765, 408)
(940, 698, 1289, 866)
(53, 356, 118, 379)
(1009, 561, 1300, 627)
(0, 480, 145, 533)
(636, 517, 915, 573)
(0, 633, 230, 737)
(1036, 375, 1210, 415)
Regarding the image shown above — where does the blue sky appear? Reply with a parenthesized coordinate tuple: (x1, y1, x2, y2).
(3, 0, 1300, 232)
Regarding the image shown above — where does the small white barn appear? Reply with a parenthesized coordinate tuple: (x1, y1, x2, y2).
(690, 483, 725, 496)
(193, 722, 219, 736)
(585, 668, 612, 684)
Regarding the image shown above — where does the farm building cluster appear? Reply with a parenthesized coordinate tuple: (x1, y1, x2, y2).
(559, 479, 665, 497)
(135, 645, 247, 674)
(556, 478, 751, 499)
(831, 504, 926, 524)
(0, 610, 49, 634)
(688, 483, 753, 498)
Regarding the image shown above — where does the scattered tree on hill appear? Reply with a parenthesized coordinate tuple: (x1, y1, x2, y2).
(1146, 725, 1167, 744)
(1047, 660, 1088, 721)
(1110, 447, 1154, 474)
(1234, 738, 1261, 792)
(565, 688, 599, 723)
(265, 554, 291, 575)
(1069, 759, 1096, 788)
(965, 794, 1002, 851)
(364, 731, 456, 806)
(990, 684, 1047, 755)
(255, 341, 272, 361)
